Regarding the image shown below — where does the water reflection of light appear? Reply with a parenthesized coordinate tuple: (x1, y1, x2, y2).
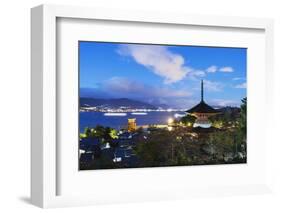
(131, 112, 148, 115)
(104, 112, 127, 116)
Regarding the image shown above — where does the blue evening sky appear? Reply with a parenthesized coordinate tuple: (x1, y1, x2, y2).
(79, 41, 246, 108)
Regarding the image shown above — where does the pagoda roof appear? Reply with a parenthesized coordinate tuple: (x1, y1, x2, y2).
(186, 101, 219, 114)
(186, 80, 220, 114)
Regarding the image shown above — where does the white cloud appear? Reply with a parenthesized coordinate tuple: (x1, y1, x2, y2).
(189, 70, 206, 80)
(192, 70, 205, 77)
(204, 80, 224, 92)
(206, 65, 234, 74)
(102, 77, 192, 98)
(235, 82, 247, 89)
(206, 65, 218, 73)
(219, 66, 234, 73)
(103, 77, 145, 93)
(117, 44, 190, 84)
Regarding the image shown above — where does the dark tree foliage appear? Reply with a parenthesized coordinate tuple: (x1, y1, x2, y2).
(239, 97, 247, 135)
(209, 107, 240, 127)
(180, 114, 196, 126)
(134, 127, 211, 167)
(82, 125, 117, 144)
(84, 127, 91, 137)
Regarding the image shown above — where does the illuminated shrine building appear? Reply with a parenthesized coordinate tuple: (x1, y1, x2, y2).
(186, 80, 220, 128)
(128, 118, 137, 132)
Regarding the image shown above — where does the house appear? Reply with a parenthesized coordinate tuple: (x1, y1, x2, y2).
(80, 137, 101, 158)
(80, 137, 100, 151)
(118, 132, 133, 139)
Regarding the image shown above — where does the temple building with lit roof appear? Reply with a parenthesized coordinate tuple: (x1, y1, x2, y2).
(186, 80, 220, 128)
(128, 118, 137, 132)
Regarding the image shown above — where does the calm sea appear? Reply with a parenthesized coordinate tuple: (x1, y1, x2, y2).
(79, 111, 184, 132)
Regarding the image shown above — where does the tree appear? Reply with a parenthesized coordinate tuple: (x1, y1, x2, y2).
(94, 125, 106, 138)
(84, 127, 92, 137)
(180, 114, 196, 126)
(239, 97, 247, 135)
(134, 129, 172, 166)
(205, 98, 247, 163)
(136, 127, 144, 134)
(104, 127, 113, 141)
(237, 97, 247, 158)
(134, 127, 201, 167)
(208, 131, 235, 158)
(109, 128, 118, 139)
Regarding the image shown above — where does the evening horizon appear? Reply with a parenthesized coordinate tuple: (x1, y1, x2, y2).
(79, 41, 247, 108)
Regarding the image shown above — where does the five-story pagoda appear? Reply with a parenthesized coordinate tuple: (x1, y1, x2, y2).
(186, 80, 220, 128)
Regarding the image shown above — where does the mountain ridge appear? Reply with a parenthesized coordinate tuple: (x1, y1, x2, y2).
(80, 97, 158, 109)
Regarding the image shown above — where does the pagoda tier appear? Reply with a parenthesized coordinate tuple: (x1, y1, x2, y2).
(186, 100, 219, 114)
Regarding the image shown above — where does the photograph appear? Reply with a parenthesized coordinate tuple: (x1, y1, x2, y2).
(78, 41, 247, 170)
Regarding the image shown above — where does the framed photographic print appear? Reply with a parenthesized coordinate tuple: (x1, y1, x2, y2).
(78, 41, 247, 170)
(31, 4, 274, 208)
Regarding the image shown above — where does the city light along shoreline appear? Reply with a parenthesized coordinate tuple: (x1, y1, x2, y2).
(80, 107, 187, 113)
(103, 112, 149, 116)
(102, 112, 187, 117)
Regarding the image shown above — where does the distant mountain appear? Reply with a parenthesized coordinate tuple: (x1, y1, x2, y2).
(210, 106, 241, 121)
(212, 106, 240, 111)
(80, 98, 158, 109)
(156, 103, 170, 109)
(219, 106, 241, 115)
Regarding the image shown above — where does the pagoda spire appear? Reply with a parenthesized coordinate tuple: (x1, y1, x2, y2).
(201, 79, 204, 102)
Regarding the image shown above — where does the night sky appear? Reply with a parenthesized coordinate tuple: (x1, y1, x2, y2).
(79, 41, 246, 108)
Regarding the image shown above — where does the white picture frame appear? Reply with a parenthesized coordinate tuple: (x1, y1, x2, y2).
(31, 4, 274, 208)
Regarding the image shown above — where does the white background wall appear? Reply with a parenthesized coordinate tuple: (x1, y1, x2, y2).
(0, 0, 281, 212)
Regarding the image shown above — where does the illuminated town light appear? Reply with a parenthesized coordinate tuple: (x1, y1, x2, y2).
(167, 118, 173, 124)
